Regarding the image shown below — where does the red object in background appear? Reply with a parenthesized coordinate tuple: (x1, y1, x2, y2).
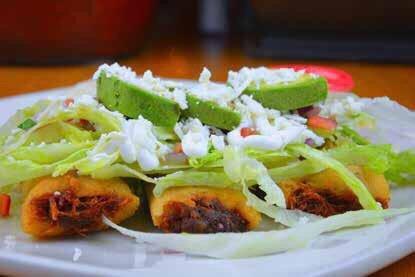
(0, 0, 156, 64)
(0, 194, 11, 217)
(271, 64, 355, 92)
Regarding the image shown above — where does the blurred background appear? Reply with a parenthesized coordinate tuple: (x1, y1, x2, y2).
(0, 0, 414, 107)
(1, 0, 415, 64)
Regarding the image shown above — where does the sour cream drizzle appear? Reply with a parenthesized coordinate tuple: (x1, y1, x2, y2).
(89, 116, 170, 171)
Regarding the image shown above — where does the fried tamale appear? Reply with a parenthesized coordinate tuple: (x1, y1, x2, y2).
(21, 173, 139, 238)
(147, 186, 261, 233)
(281, 165, 390, 217)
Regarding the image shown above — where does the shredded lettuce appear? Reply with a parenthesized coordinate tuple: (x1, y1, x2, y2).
(245, 148, 296, 168)
(69, 153, 120, 176)
(104, 208, 413, 258)
(224, 146, 286, 208)
(188, 148, 223, 168)
(154, 170, 238, 197)
(0, 147, 90, 187)
(0, 99, 50, 146)
(337, 125, 370, 145)
(328, 143, 394, 174)
(386, 150, 415, 186)
(350, 112, 376, 128)
(1, 100, 122, 154)
(0, 158, 54, 187)
(289, 144, 381, 210)
(242, 184, 322, 227)
(268, 160, 326, 182)
(25, 122, 96, 145)
(10, 141, 94, 164)
(56, 104, 122, 133)
(90, 163, 155, 183)
(153, 126, 178, 141)
(326, 143, 415, 185)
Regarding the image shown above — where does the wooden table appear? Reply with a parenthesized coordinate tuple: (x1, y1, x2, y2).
(0, 38, 414, 275)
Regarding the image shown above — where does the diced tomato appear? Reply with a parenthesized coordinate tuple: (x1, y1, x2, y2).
(63, 98, 74, 107)
(67, 118, 96, 131)
(78, 119, 96, 131)
(307, 115, 337, 134)
(270, 64, 355, 92)
(0, 194, 11, 217)
(240, 127, 256, 137)
(173, 143, 183, 153)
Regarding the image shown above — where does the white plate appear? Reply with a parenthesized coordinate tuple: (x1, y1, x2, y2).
(0, 81, 415, 277)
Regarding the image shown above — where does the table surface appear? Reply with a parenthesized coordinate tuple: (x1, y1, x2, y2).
(0, 38, 414, 276)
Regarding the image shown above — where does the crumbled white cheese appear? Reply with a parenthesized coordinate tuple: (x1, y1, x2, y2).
(227, 95, 323, 150)
(187, 67, 240, 107)
(136, 70, 169, 95)
(199, 67, 212, 83)
(73, 94, 98, 107)
(164, 80, 186, 89)
(320, 96, 365, 121)
(298, 216, 310, 225)
(211, 135, 226, 151)
(93, 63, 137, 83)
(3, 235, 16, 250)
(171, 88, 188, 109)
(227, 67, 305, 94)
(174, 118, 210, 158)
(73, 248, 82, 262)
(88, 116, 169, 171)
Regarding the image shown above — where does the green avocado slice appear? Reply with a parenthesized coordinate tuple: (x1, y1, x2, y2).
(97, 73, 180, 128)
(182, 94, 241, 130)
(243, 75, 328, 111)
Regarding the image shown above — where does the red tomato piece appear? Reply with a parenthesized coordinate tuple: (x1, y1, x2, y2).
(79, 119, 95, 131)
(240, 127, 256, 137)
(173, 143, 183, 153)
(307, 115, 337, 133)
(271, 64, 355, 92)
(0, 194, 11, 217)
(63, 98, 74, 107)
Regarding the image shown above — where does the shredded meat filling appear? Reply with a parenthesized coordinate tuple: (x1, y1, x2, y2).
(287, 184, 388, 217)
(160, 197, 248, 233)
(33, 190, 127, 234)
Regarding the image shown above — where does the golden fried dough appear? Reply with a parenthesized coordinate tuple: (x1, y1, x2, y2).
(21, 173, 139, 238)
(146, 186, 261, 233)
(279, 166, 390, 217)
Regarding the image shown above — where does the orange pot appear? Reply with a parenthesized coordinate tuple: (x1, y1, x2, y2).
(0, 0, 156, 64)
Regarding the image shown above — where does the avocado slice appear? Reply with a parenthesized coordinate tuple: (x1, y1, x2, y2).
(97, 73, 181, 128)
(243, 75, 328, 111)
(182, 94, 241, 130)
